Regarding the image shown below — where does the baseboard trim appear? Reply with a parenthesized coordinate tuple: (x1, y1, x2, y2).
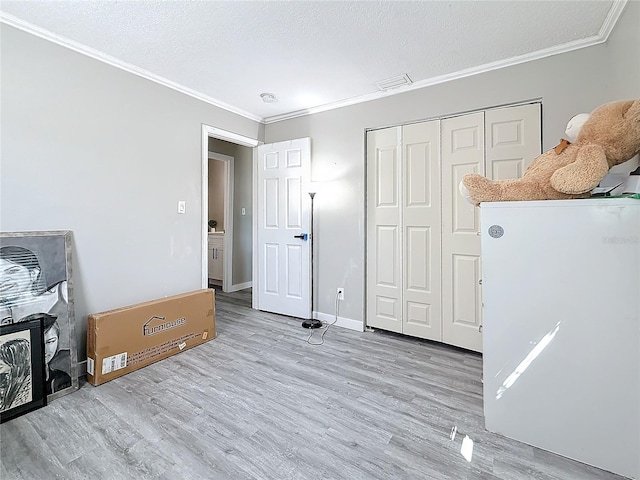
(228, 281, 252, 292)
(315, 311, 364, 332)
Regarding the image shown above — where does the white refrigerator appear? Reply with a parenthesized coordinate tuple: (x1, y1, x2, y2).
(480, 198, 640, 479)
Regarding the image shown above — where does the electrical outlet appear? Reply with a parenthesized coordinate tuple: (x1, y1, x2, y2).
(337, 287, 344, 300)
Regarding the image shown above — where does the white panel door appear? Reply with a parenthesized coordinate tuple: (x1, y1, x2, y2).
(441, 113, 484, 352)
(366, 127, 402, 333)
(256, 138, 311, 319)
(402, 120, 442, 340)
(486, 104, 541, 180)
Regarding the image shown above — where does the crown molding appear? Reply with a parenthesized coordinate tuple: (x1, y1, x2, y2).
(599, 0, 628, 38)
(263, 38, 609, 124)
(0, 12, 264, 124)
(2, 0, 627, 127)
(263, 0, 627, 124)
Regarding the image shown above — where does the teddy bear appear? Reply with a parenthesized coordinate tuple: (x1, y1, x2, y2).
(459, 99, 640, 206)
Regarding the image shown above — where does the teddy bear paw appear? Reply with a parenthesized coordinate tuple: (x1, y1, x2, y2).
(459, 180, 473, 205)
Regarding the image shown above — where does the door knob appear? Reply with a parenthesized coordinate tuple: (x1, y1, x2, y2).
(293, 233, 308, 241)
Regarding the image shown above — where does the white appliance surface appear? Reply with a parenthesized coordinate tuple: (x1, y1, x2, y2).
(481, 198, 640, 479)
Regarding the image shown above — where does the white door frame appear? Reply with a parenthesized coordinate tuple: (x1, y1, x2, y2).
(200, 125, 260, 291)
(208, 151, 234, 291)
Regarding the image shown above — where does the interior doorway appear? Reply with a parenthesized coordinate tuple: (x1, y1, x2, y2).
(207, 152, 233, 291)
(201, 125, 260, 292)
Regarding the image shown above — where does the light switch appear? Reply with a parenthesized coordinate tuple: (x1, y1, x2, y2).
(241, 207, 246, 216)
(177, 201, 186, 214)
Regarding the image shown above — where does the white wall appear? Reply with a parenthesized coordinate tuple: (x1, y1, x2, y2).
(0, 25, 264, 358)
(263, 1, 640, 326)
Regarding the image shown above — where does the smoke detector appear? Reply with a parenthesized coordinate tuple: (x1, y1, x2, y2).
(260, 92, 277, 103)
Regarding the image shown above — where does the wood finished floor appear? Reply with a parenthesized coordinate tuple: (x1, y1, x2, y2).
(0, 288, 626, 480)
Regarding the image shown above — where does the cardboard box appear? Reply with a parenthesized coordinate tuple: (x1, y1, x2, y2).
(86, 289, 216, 386)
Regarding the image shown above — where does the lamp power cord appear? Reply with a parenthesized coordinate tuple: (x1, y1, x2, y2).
(305, 290, 340, 346)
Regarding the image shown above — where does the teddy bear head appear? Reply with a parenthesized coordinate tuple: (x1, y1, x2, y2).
(577, 99, 640, 167)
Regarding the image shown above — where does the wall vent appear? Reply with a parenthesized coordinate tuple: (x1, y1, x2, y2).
(375, 74, 413, 91)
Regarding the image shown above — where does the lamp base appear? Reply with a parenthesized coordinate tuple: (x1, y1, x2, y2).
(301, 319, 323, 329)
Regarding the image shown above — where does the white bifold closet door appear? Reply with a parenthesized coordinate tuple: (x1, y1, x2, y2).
(441, 104, 541, 351)
(366, 120, 442, 341)
(402, 121, 442, 339)
(441, 112, 485, 351)
(367, 103, 540, 352)
(367, 126, 402, 333)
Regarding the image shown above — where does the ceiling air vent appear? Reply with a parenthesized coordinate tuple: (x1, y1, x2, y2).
(375, 74, 413, 91)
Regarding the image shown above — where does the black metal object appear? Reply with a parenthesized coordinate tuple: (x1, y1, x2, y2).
(302, 192, 321, 329)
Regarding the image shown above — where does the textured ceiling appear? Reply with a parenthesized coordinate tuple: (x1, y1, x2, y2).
(0, 1, 624, 123)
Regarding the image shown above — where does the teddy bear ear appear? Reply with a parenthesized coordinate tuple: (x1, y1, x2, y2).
(565, 113, 590, 142)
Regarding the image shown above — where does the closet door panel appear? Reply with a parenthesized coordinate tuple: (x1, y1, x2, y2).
(375, 226, 399, 287)
(491, 160, 523, 180)
(451, 254, 482, 326)
(367, 127, 402, 333)
(486, 104, 541, 180)
(441, 113, 484, 352)
(402, 121, 441, 340)
(451, 163, 481, 233)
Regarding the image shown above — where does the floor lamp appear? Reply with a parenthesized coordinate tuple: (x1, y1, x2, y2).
(302, 191, 322, 329)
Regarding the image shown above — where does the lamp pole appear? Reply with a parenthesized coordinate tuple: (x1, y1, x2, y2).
(302, 192, 322, 328)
